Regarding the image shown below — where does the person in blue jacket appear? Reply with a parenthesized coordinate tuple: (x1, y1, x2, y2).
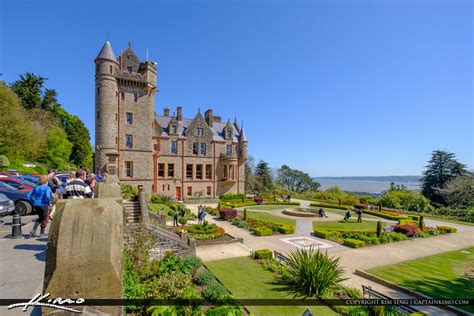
(28, 175, 52, 238)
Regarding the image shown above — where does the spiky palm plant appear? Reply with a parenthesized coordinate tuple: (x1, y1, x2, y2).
(279, 247, 347, 298)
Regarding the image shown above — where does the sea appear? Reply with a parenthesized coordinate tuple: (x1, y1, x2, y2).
(313, 176, 422, 194)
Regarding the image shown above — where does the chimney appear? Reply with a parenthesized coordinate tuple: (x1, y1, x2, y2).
(163, 107, 170, 117)
(213, 116, 222, 123)
(205, 109, 213, 127)
(177, 105, 182, 121)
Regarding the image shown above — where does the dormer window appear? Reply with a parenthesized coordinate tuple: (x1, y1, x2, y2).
(171, 125, 177, 134)
(195, 128, 204, 136)
(226, 129, 232, 139)
(127, 66, 132, 73)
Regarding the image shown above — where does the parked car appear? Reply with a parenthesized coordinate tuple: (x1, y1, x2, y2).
(11, 175, 40, 186)
(0, 178, 35, 190)
(0, 188, 33, 215)
(0, 193, 16, 217)
(9, 177, 38, 188)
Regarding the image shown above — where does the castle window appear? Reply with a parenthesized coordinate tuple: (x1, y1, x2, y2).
(186, 164, 193, 180)
(229, 165, 235, 180)
(195, 128, 204, 136)
(206, 165, 212, 179)
(134, 94, 138, 102)
(97, 111, 100, 119)
(196, 165, 203, 180)
(125, 161, 133, 177)
(158, 163, 165, 178)
(110, 65, 113, 74)
(162, 184, 165, 191)
(235, 144, 239, 155)
(200, 143, 206, 156)
(168, 184, 170, 190)
(168, 164, 174, 177)
(115, 113, 117, 121)
(96, 64, 99, 73)
(223, 166, 228, 180)
(97, 87, 100, 95)
(171, 125, 177, 134)
(226, 144, 232, 156)
(127, 66, 132, 73)
(126, 134, 133, 148)
(153, 144, 158, 151)
(171, 141, 177, 154)
(126, 112, 133, 124)
(193, 142, 199, 155)
(187, 186, 192, 196)
(226, 129, 232, 139)
(206, 186, 211, 196)
(121, 92, 125, 101)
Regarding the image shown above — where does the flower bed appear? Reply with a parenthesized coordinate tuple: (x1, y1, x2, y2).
(182, 223, 225, 240)
(313, 224, 457, 248)
(363, 209, 408, 220)
(230, 216, 295, 237)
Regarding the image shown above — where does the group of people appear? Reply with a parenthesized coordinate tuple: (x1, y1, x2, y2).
(343, 208, 363, 223)
(28, 169, 97, 238)
(197, 205, 207, 224)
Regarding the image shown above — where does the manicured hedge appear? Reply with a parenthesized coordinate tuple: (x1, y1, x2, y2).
(343, 238, 366, 248)
(278, 225, 295, 234)
(364, 209, 408, 220)
(224, 201, 257, 208)
(314, 229, 332, 239)
(266, 201, 301, 206)
(310, 202, 348, 210)
(437, 226, 457, 233)
(253, 249, 273, 259)
(219, 208, 238, 220)
(398, 219, 418, 225)
(408, 215, 420, 221)
(220, 193, 247, 201)
(253, 227, 272, 236)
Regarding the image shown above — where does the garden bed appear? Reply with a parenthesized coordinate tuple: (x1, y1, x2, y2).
(195, 233, 243, 246)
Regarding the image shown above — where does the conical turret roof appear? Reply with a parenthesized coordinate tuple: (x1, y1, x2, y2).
(240, 126, 248, 142)
(96, 41, 116, 62)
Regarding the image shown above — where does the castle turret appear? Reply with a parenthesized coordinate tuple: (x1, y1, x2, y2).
(95, 41, 119, 175)
(239, 125, 248, 162)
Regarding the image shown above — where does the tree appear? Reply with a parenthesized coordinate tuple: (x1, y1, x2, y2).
(277, 165, 320, 193)
(378, 189, 431, 211)
(422, 150, 467, 206)
(438, 174, 474, 208)
(255, 160, 273, 191)
(10, 73, 45, 109)
(45, 126, 73, 170)
(245, 156, 260, 193)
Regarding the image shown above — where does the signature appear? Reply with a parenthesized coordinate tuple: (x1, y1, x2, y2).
(7, 293, 85, 313)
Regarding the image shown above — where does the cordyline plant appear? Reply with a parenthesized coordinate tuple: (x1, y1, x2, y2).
(278, 247, 347, 298)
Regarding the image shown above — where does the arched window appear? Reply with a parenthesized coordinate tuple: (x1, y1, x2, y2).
(109, 65, 113, 74)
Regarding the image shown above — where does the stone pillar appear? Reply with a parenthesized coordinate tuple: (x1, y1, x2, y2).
(43, 198, 123, 315)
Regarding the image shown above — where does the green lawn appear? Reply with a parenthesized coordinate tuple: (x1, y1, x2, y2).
(312, 207, 383, 220)
(206, 257, 337, 316)
(312, 219, 385, 231)
(147, 203, 173, 219)
(239, 211, 296, 226)
(368, 247, 474, 313)
(240, 205, 291, 211)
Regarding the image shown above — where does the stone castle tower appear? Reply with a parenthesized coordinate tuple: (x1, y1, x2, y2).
(94, 41, 247, 197)
(94, 41, 157, 190)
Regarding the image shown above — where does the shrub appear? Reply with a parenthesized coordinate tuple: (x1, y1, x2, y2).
(253, 227, 272, 236)
(202, 282, 228, 302)
(178, 217, 188, 225)
(314, 229, 332, 239)
(219, 208, 238, 220)
(278, 225, 295, 234)
(418, 215, 425, 229)
(184, 255, 203, 270)
(376, 221, 382, 237)
(385, 232, 407, 241)
(121, 184, 139, 200)
(195, 269, 215, 286)
(186, 224, 220, 234)
(408, 215, 420, 221)
(364, 209, 408, 220)
(220, 193, 246, 201)
(399, 219, 418, 225)
(243, 208, 247, 221)
(253, 249, 273, 259)
(150, 271, 192, 299)
(394, 223, 418, 237)
(278, 248, 346, 297)
(437, 226, 457, 233)
(310, 202, 347, 210)
(343, 239, 366, 248)
(158, 252, 193, 276)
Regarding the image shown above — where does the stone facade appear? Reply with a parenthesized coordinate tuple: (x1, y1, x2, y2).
(94, 41, 248, 198)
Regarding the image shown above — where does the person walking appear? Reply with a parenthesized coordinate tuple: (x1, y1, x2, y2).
(343, 209, 351, 221)
(173, 210, 179, 227)
(200, 206, 207, 224)
(64, 169, 93, 199)
(28, 175, 52, 238)
(356, 208, 363, 223)
(197, 207, 203, 225)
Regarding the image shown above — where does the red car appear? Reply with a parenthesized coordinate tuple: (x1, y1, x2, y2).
(0, 177, 35, 190)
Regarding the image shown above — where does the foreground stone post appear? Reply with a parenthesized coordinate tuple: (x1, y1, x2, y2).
(43, 198, 123, 315)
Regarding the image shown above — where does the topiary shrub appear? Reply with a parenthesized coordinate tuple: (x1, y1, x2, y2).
(243, 208, 247, 221)
(343, 238, 366, 248)
(195, 269, 215, 286)
(314, 229, 332, 239)
(219, 208, 238, 220)
(394, 223, 418, 237)
(178, 217, 188, 226)
(376, 221, 382, 237)
(253, 249, 273, 259)
(253, 227, 272, 236)
(278, 225, 295, 234)
(202, 282, 228, 302)
(418, 216, 425, 229)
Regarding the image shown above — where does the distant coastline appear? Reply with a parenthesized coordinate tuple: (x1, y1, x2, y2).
(313, 176, 422, 194)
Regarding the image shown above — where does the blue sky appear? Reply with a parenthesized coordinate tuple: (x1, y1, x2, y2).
(1, 0, 472, 176)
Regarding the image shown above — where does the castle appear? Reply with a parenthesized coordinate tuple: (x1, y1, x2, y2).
(94, 41, 248, 199)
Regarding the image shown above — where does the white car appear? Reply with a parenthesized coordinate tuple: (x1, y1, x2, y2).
(0, 193, 15, 217)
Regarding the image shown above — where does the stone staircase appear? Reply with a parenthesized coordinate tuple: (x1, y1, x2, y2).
(123, 200, 142, 245)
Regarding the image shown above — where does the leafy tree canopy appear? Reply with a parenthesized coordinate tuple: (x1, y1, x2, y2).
(277, 164, 320, 193)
